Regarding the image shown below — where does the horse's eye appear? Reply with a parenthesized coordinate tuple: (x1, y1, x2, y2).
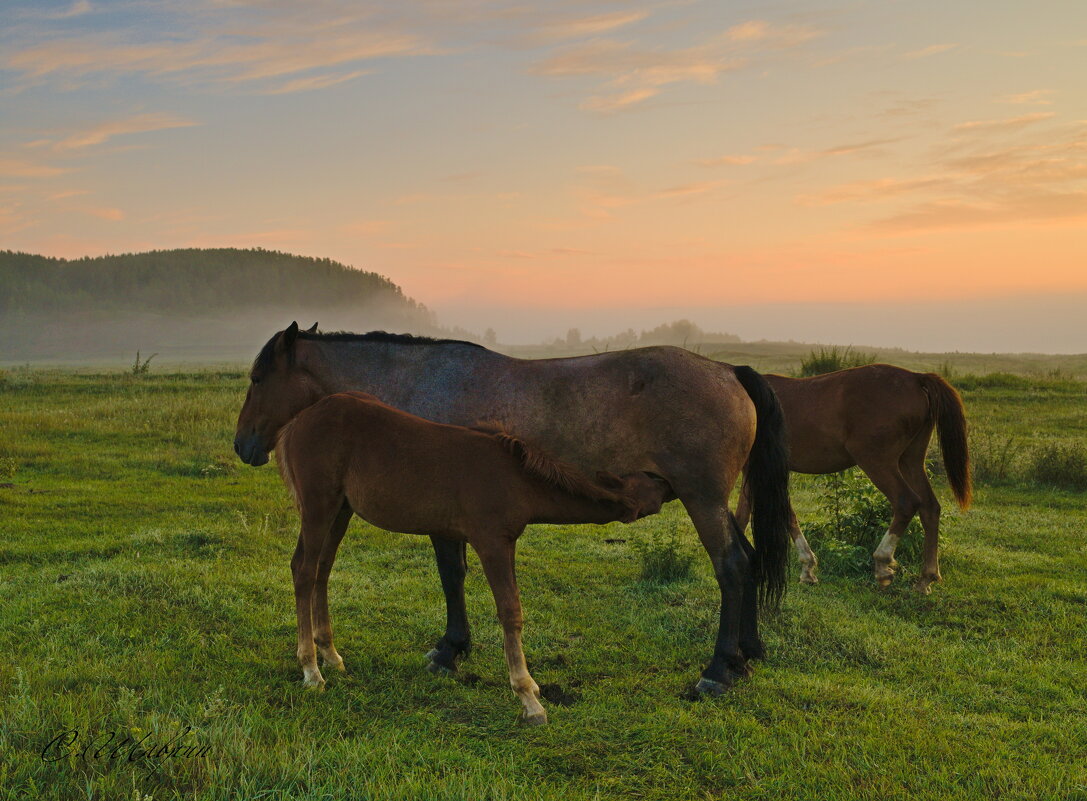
(251, 377, 261, 385)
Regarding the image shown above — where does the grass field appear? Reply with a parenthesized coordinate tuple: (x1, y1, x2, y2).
(1, 361, 1085, 800)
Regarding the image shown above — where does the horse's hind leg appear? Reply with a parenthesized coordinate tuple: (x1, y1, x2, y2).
(855, 456, 922, 587)
(684, 497, 753, 696)
(901, 434, 942, 594)
(472, 534, 546, 726)
(312, 502, 353, 672)
(737, 478, 817, 584)
(426, 537, 471, 673)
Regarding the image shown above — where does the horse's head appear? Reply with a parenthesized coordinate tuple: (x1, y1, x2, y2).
(596, 471, 671, 523)
(234, 321, 321, 466)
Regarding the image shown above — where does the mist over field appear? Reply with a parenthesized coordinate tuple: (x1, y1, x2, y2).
(442, 292, 1087, 355)
(3, 247, 1086, 363)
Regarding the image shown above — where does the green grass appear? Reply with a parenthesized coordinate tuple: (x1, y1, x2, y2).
(1, 369, 1085, 800)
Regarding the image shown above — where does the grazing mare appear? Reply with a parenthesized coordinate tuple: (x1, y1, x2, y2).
(276, 391, 667, 725)
(235, 322, 792, 696)
(735, 364, 971, 592)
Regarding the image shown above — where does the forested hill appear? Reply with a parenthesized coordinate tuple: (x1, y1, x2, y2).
(0, 248, 429, 319)
(0, 248, 443, 361)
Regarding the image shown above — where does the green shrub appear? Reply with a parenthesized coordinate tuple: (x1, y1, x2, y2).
(804, 468, 924, 576)
(970, 428, 1025, 484)
(798, 346, 875, 377)
(1028, 442, 1087, 491)
(631, 520, 695, 583)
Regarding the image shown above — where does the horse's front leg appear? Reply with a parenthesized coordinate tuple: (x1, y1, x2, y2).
(426, 536, 471, 673)
(473, 533, 546, 726)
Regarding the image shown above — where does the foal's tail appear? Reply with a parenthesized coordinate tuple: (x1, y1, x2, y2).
(920, 373, 973, 510)
(733, 366, 791, 610)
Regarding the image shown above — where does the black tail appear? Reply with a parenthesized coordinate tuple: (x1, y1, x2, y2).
(733, 366, 791, 610)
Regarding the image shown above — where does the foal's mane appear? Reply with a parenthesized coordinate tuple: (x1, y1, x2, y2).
(471, 423, 621, 504)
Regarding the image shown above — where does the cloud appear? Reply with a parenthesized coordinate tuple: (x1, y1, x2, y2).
(798, 177, 946, 206)
(951, 112, 1055, 133)
(903, 43, 958, 59)
(696, 155, 758, 166)
(0, 158, 70, 177)
(999, 89, 1055, 105)
(262, 69, 371, 94)
(773, 138, 901, 165)
(531, 11, 649, 43)
(51, 113, 199, 151)
(2, 6, 433, 92)
(83, 205, 125, 221)
(531, 20, 821, 112)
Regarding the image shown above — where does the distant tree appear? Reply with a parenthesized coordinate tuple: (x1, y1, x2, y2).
(483, 328, 498, 346)
(566, 327, 582, 347)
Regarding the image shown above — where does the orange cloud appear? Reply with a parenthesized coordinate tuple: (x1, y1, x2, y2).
(51, 113, 198, 151)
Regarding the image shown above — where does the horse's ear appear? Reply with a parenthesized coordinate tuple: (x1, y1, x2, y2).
(305, 322, 318, 333)
(277, 321, 300, 354)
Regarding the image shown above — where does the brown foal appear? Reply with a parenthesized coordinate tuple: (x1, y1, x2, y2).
(274, 391, 667, 725)
(736, 364, 971, 592)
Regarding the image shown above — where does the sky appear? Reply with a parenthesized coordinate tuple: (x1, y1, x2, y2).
(2, 0, 1086, 352)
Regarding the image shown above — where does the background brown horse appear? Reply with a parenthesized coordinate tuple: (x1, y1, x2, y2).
(235, 322, 792, 696)
(736, 364, 971, 592)
(276, 391, 666, 725)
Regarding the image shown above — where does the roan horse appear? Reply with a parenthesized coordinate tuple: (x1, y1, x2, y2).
(235, 323, 791, 696)
(276, 391, 667, 724)
(735, 364, 971, 592)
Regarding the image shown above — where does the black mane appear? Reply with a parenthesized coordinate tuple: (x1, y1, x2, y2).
(299, 330, 483, 348)
(252, 329, 483, 374)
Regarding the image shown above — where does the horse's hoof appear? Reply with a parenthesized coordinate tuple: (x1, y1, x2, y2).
(322, 657, 346, 672)
(686, 677, 730, 700)
(519, 710, 548, 727)
(302, 676, 325, 691)
(799, 573, 819, 585)
(425, 659, 455, 677)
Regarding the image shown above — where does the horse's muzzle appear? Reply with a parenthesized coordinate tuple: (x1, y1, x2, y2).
(234, 435, 270, 466)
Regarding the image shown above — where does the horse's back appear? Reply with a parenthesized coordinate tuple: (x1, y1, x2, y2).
(767, 365, 933, 472)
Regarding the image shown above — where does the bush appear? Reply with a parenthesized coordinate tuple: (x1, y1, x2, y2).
(632, 520, 695, 583)
(1027, 442, 1087, 491)
(804, 468, 924, 577)
(798, 346, 876, 377)
(970, 428, 1025, 484)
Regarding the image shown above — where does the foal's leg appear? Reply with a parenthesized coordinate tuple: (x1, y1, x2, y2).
(426, 536, 471, 673)
(901, 434, 943, 594)
(737, 478, 817, 584)
(312, 503, 353, 672)
(291, 504, 338, 689)
(855, 457, 922, 587)
(472, 534, 546, 726)
(684, 497, 753, 696)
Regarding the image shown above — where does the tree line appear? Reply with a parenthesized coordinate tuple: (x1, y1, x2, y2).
(0, 248, 433, 325)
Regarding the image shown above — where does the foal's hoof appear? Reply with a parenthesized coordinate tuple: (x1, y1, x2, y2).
(302, 676, 326, 691)
(519, 709, 549, 727)
(799, 571, 819, 585)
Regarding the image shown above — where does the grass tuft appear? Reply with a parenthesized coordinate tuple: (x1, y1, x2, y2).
(798, 346, 876, 377)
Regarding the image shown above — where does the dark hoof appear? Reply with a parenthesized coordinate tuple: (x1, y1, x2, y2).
(425, 650, 456, 676)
